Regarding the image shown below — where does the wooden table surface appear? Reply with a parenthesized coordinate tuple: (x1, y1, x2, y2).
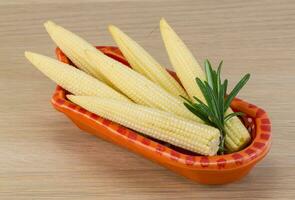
(1, 0, 295, 199)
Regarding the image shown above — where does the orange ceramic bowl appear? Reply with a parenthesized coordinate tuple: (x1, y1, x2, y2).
(52, 46, 271, 184)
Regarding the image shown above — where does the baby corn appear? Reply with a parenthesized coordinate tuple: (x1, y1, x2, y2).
(84, 49, 202, 123)
(108, 25, 188, 99)
(25, 51, 130, 102)
(44, 20, 111, 85)
(43, 21, 200, 122)
(160, 18, 206, 102)
(68, 95, 220, 156)
(160, 18, 250, 151)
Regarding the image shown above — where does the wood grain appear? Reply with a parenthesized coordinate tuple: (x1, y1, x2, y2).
(0, 0, 294, 199)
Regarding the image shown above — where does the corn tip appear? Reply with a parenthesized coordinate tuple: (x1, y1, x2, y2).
(68, 95, 91, 105)
(44, 20, 61, 38)
(44, 20, 55, 26)
(159, 17, 168, 27)
(160, 18, 174, 35)
(24, 51, 40, 64)
(108, 25, 125, 41)
(44, 20, 57, 32)
(108, 24, 117, 33)
(66, 94, 75, 101)
(24, 51, 32, 59)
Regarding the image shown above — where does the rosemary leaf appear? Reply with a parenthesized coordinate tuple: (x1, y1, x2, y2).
(224, 73, 250, 111)
(224, 112, 244, 122)
(182, 60, 250, 154)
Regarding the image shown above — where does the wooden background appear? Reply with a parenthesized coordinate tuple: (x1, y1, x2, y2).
(1, 0, 294, 199)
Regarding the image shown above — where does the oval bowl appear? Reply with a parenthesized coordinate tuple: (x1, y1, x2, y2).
(52, 46, 271, 184)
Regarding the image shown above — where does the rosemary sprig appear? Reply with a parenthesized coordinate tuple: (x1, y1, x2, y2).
(182, 59, 250, 154)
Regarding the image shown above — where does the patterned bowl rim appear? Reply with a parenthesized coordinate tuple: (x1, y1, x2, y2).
(52, 46, 272, 171)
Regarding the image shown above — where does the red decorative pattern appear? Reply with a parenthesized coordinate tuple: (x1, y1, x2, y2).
(260, 125, 271, 132)
(217, 158, 227, 169)
(170, 150, 181, 161)
(253, 142, 265, 149)
(185, 156, 195, 166)
(127, 131, 137, 141)
(117, 126, 127, 135)
(255, 109, 266, 118)
(56, 99, 65, 105)
(232, 153, 243, 165)
(156, 144, 166, 154)
(90, 113, 99, 120)
(51, 46, 272, 171)
(261, 118, 271, 124)
(102, 119, 111, 126)
(260, 133, 270, 140)
(141, 138, 151, 146)
(245, 148, 257, 160)
(68, 103, 77, 110)
(78, 107, 87, 114)
(200, 157, 209, 168)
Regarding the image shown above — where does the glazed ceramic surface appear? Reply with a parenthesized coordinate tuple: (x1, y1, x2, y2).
(52, 46, 271, 184)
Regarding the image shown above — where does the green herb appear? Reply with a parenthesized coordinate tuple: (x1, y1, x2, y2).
(181, 59, 250, 154)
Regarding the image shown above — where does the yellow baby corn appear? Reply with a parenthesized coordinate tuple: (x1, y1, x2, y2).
(44, 20, 111, 85)
(25, 51, 130, 102)
(68, 95, 220, 156)
(108, 25, 188, 99)
(84, 49, 202, 122)
(160, 18, 250, 151)
(160, 18, 206, 102)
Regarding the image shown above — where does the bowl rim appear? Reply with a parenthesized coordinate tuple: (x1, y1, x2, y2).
(52, 46, 272, 171)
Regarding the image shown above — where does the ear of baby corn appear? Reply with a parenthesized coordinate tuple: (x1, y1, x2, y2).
(224, 110, 251, 151)
(84, 49, 202, 123)
(68, 95, 220, 156)
(160, 18, 206, 102)
(160, 18, 250, 151)
(24, 51, 130, 102)
(44, 20, 112, 85)
(108, 25, 188, 99)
